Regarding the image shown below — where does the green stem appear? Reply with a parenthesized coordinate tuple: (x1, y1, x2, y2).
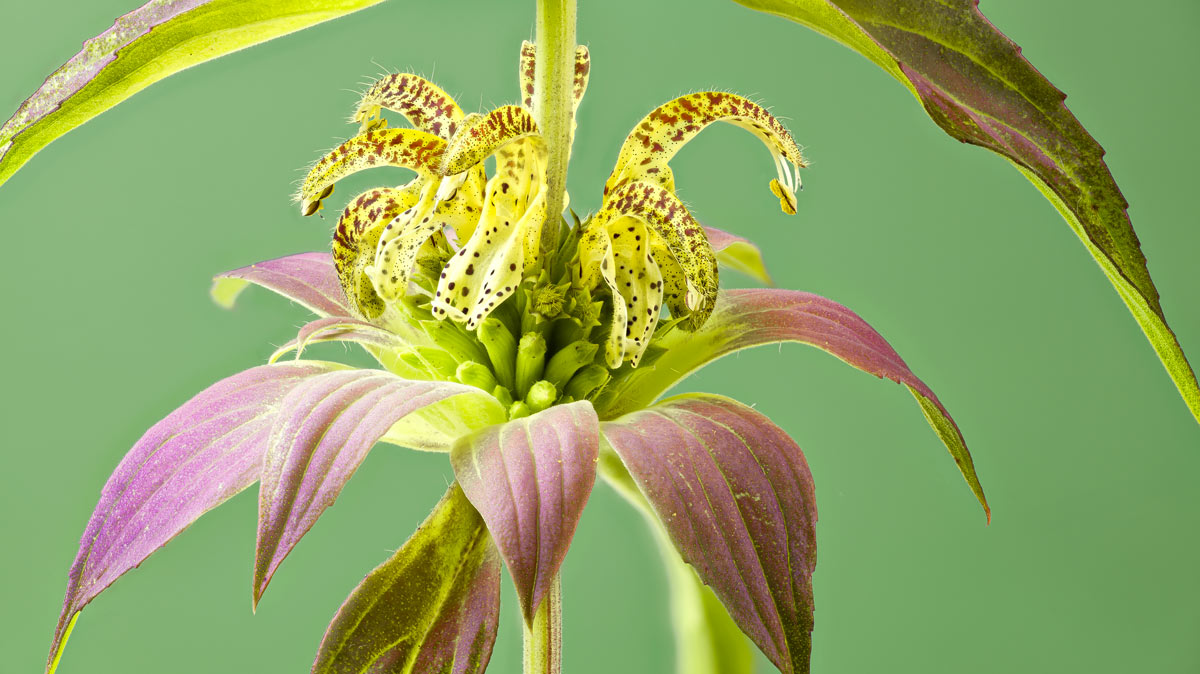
(533, 0, 577, 259)
(523, 575, 563, 674)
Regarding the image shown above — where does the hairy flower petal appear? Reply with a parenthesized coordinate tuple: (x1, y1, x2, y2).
(450, 401, 599, 622)
(605, 92, 805, 214)
(313, 483, 500, 674)
(589, 180, 719, 330)
(298, 128, 445, 215)
(46, 360, 346, 674)
(333, 187, 421, 317)
(518, 41, 591, 112)
(603, 394, 817, 674)
(254, 369, 503, 604)
(353, 72, 465, 140)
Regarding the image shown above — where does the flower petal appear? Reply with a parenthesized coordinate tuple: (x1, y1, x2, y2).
(578, 221, 664, 368)
(602, 394, 817, 674)
(353, 73, 465, 140)
(450, 401, 599, 623)
(592, 180, 719, 329)
(212, 252, 352, 318)
(605, 92, 806, 215)
(298, 128, 445, 215)
(597, 288, 989, 519)
(333, 187, 422, 318)
(45, 360, 346, 674)
(519, 41, 591, 113)
(254, 369, 504, 604)
(439, 105, 542, 176)
(312, 483, 500, 674)
(706, 226, 773, 286)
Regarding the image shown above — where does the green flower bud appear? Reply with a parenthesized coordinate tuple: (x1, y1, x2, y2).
(525, 380, 558, 413)
(515, 332, 548, 399)
(477, 317, 517, 389)
(564, 363, 610, 400)
(544, 340, 599, 390)
(508, 400, 532, 420)
(492, 385, 514, 407)
(456, 361, 499, 392)
(399, 347, 459, 380)
(421, 320, 489, 365)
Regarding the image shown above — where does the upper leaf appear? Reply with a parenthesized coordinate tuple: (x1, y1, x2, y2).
(253, 369, 505, 605)
(732, 0, 1200, 423)
(0, 0, 385, 187)
(706, 226, 773, 286)
(602, 394, 818, 674)
(212, 252, 354, 318)
(46, 360, 347, 674)
(449, 401, 600, 623)
(312, 483, 501, 674)
(597, 288, 989, 520)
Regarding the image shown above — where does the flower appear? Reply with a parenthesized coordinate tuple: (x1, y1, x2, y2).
(45, 42, 987, 674)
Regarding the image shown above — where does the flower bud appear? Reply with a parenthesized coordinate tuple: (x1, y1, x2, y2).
(477, 317, 518, 389)
(515, 332, 548, 399)
(525, 380, 558, 413)
(544, 340, 599, 390)
(564, 364, 610, 400)
(456, 361, 499, 392)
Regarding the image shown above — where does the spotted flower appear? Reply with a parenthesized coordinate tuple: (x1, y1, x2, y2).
(43, 41, 986, 674)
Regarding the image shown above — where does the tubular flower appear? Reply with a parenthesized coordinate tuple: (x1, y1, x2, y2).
(45, 43, 988, 674)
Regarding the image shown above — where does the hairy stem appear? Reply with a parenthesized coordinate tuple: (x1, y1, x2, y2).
(533, 0, 576, 258)
(523, 575, 563, 674)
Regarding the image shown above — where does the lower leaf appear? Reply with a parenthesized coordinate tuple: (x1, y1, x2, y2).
(313, 483, 501, 674)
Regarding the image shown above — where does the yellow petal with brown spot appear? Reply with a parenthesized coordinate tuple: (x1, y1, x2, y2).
(604, 92, 806, 215)
(438, 105, 542, 176)
(333, 185, 421, 318)
(592, 180, 718, 329)
(352, 73, 465, 140)
(298, 128, 445, 215)
(518, 41, 591, 112)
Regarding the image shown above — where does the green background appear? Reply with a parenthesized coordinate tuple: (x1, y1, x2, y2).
(1, 0, 1197, 672)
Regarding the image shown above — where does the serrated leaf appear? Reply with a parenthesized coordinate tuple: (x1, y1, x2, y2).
(449, 401, 599, 623)
(732, 0, 1199, 423)
(253, 369, 504, 604)
(0, 0, 385, 187)
(598, 288, 988, 520)
(46, 360, 347, 674)
(603, 394, 818, 674)
(313, 483, 501, 674)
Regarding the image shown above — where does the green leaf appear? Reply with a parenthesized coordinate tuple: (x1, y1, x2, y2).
(732, 0, 1200, 423)
(313, 483, 501, 674)
(598, 449, 754, 674)
(0, 0, 385, 187)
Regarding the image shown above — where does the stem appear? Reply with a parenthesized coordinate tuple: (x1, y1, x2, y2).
(523, 575, 563, 674)
(533, 0, 577, 258)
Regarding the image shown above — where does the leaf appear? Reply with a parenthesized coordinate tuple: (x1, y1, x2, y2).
(602, 394, 818, 674)
(598, 449, 754, 674)
(0, 0, 385, 187)
(270, 316, 412, 363)
(732, 0, 1200, 423)
(45, 360, 347, 674)
(706, 226, 773, 286)
(253, 369, 504, 604)
(597, 288, 988, 520)
(313, 483, 501, 674)
(449, 401, 600, 623)
(213, 252, 354, 318)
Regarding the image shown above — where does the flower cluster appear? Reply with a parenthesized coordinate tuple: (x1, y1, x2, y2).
(45, 42, 986, 674)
